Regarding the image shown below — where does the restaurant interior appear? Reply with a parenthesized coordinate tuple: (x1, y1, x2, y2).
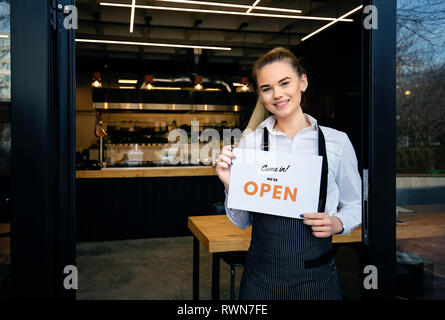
(74, 0, 363, 241)
(73, 0, 366, 299)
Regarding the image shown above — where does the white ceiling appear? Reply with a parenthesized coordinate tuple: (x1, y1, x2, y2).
(76, 0, 362, 63)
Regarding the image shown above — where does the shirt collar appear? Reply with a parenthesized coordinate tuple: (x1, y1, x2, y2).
(257, 113, 319, 133)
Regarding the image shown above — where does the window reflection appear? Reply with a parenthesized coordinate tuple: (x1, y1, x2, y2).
(0, 0, 9, 102)
(0, 0, 9, 268)
(0, 0, 9, 175)
(396, 0, 445, 300)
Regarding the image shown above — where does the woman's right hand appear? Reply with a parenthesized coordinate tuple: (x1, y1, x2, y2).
(216, 145, 234, 191)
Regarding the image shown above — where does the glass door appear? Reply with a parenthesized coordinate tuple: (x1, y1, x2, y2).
(361, 0, 397, 299)
(9, 0, 76, 299)
(395, 0, 445, 300)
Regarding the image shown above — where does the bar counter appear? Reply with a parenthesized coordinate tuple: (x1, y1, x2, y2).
(76, 166, 225, 242)
(76, 166, 217, 179)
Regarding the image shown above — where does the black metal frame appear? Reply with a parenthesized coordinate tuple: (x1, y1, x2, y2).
(361, 0, 397, 299)
(10, 0, 76, 299)
(8, 0, 396, 300)
(191, 238, 221, 300)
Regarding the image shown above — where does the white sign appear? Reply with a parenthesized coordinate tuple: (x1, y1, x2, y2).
(227, 148, 322, 219)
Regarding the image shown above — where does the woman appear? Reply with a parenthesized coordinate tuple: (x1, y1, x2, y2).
(216, 47, 362, 300)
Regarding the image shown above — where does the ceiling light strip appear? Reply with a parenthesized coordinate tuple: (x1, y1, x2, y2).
(155, 0, 302, 14)
(129, 0, 136, 33)
(76, 38, 232, 51)
(246, 0, 262, 14)
(100, 2, 353, 22)
(301, 5, 363, 41)
(153, 87, 182, 90)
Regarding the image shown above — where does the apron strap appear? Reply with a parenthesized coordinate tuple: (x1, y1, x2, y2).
(262, 125, 328, 212)
(261, 126, 269, 151)
(317, 126, 328, 213)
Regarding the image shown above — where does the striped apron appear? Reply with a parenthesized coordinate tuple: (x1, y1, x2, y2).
(238, 126, 343, 300)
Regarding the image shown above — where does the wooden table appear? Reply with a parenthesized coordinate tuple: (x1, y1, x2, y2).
(188, 212, 445, 300)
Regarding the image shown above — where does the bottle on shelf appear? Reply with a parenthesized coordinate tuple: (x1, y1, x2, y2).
(220, 120, 227, 137)
(204, 116, 210, 132)
(154, 120, 160, 133)
(129, 120, 135, 132)
(120, 120, 128, 144)
(198, 118, 204, 134)
(167, 120, 172, 132)
(161, 119, 167, 132)
(135, 120, 142, 144)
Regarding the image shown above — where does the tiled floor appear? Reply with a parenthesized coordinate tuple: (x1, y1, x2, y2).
(333, 238, 445, 300)
(396, 205, 445, 299)
(396, 237, 445, 299)
(1, 205, 445, 300)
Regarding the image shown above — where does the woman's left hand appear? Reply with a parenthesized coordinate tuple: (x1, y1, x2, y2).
(301, 212, 344, 238)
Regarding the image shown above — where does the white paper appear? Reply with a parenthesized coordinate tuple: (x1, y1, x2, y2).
(227, 148, 322, 219)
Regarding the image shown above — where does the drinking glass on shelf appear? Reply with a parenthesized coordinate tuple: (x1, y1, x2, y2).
(129, 120, 135, 132)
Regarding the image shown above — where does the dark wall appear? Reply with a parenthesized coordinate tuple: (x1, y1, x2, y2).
(76, 176, 226, 242)
(77, 52, 250, 78)
(293, 11, 363, 168)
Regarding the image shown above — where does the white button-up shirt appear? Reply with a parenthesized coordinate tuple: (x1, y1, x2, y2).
(225, 113, 362, 235)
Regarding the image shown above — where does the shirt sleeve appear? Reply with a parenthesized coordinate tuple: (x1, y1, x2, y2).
(224, 189, 252, 229)
(332, 133, 362, 235)
(224, 135, 252, 229)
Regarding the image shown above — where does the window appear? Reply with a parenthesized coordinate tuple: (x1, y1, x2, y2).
(396, 0, 445, 300)
(0, 0, 10, 267)
(0, 0, 10, 175)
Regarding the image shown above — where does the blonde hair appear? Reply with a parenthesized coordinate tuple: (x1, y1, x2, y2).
(242, 47, 307, 137)
(242, 98, 270, 138)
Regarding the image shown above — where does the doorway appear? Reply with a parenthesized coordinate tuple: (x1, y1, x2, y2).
(7, 0, 400, 300)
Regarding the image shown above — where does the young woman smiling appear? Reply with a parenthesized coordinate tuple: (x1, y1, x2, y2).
(216, 47, 362, 300)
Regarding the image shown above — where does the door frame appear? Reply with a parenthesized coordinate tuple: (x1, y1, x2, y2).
(9, 0, 397, 299)
(10, 0, 76, 299)
(361, 0, 397, 299)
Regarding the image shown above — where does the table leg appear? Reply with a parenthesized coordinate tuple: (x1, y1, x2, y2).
(212, 253, 221, 300)
(193, 236, 199, 300)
